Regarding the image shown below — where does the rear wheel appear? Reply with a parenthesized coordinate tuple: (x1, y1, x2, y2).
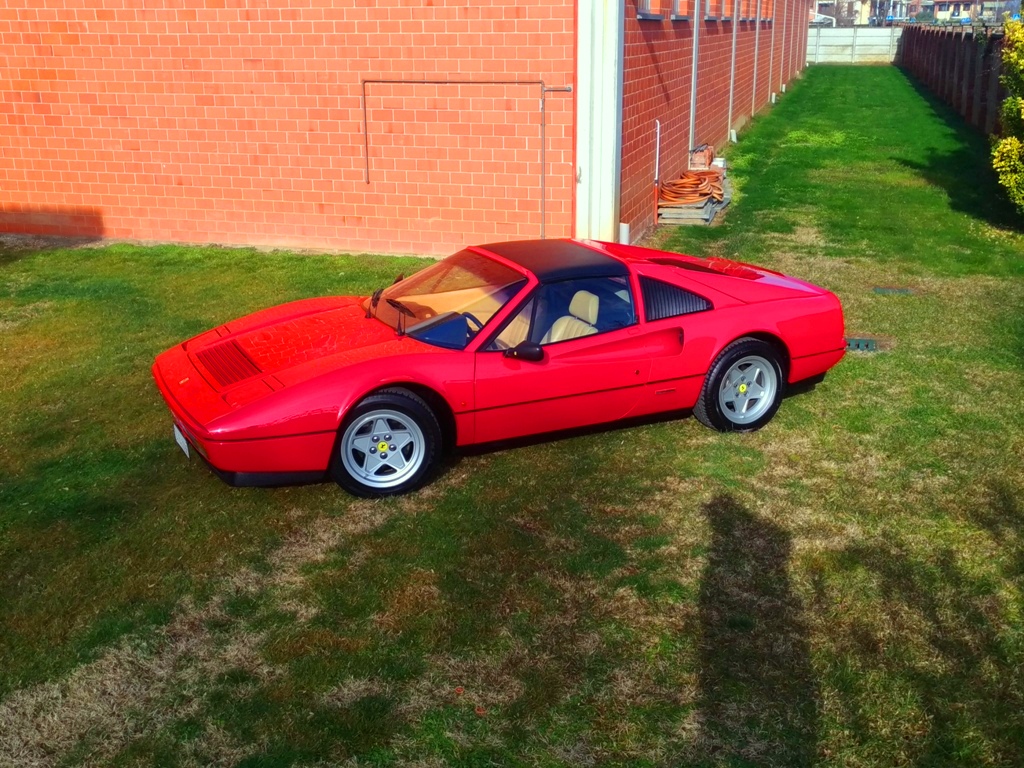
(694, 338, 786, 432)
(331, 388, 442, 497)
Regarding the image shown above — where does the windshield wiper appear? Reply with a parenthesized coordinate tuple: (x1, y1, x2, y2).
(365, 287, 384, 319)
(386, 297, 415, 336)
(365, 272, 405, 319)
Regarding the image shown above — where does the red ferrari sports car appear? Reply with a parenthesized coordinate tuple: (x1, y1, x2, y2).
(153, 239, 845, 496)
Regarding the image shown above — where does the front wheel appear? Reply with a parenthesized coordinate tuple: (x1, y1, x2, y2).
(694, 338, 786, 433)
(331, 388, 442, 497)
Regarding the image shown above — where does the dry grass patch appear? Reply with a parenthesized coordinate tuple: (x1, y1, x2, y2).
(0, 300, 53, 332)
(373, 569, 443, 635)
(0, 591, 271, 767)
(0, 505, 388, 766)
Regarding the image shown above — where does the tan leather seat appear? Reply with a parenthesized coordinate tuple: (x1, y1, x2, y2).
(541, 290, 599, 344)
(494, 310, 532, 349)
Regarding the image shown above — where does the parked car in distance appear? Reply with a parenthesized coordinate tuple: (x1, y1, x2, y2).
(153, 239, 846, 496)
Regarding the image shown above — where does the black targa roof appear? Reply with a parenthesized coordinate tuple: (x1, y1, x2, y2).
(476, 239, 629, 283)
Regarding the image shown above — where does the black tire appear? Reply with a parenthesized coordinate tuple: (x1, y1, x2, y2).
(693, 338, 786, 433)
(330, 388, 443, 497)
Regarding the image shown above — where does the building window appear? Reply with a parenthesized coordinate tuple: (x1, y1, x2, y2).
(638, 0, 667, 19)
(672, 0, 693, 18)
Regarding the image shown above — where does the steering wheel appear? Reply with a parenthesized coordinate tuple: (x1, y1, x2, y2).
(463, 312, 484, 332)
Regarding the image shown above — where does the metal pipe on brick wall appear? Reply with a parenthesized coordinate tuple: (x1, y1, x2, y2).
(727, 0, 740, 138)
(688, 0, 703, 154)
(768, 0, 777, 98)
(779, 0, 787, 90)
(752, 0, 763, 114)
(652, 119, 661, 223)
(790, 0, 797, 77)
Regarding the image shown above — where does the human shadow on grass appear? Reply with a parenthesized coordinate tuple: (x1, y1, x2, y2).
(175, 438, 691, 765)
(1009, 300, 1024, 372)
(827, 481, 1024, 766)
(895, 74, 1023, 233)
(685, 494, 821, 767)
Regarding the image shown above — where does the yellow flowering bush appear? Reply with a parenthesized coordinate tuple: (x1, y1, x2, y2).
(994, 18, 1024, 212)
(993, 135, 1024, 210)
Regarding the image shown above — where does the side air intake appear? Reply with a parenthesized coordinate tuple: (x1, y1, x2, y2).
(640, 276, 712, 321)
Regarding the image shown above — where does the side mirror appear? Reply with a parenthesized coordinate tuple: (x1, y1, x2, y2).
(503, 341, 544, 362)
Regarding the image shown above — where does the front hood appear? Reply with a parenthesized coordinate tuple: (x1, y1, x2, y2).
(185, 296, 409, 390)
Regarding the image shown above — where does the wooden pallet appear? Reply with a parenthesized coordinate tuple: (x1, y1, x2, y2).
(658, 177, 732, 226)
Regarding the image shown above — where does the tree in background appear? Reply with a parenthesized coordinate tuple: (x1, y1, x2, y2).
(993, 18, 1024, 212)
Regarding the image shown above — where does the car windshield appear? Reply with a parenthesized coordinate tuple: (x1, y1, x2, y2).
(365, 250, 528, 350)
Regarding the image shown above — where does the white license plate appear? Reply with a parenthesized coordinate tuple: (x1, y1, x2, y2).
(173, 424, 191, 459)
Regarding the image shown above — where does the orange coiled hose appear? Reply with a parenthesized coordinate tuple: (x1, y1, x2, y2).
(659, 170, 724, 206)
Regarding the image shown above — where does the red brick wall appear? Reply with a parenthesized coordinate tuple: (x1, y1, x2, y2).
(0, 0, 575, 255)
(620, 1, 808, 239)
(2, 0, 810, 253)
(620, 14, 694, 235)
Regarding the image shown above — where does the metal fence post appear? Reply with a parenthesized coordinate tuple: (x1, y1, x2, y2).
(960, 32, 973, 117)
(972, 37, 986, 131)
(951, 30, 963, 109)
(985, 47, 1002, 135)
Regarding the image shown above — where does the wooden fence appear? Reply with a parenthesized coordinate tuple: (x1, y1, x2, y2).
(899, 25, 1006, 134)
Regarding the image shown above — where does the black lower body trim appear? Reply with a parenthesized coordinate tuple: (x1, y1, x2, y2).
(786, 372, 826, 397)
(201, 457, 326, 488)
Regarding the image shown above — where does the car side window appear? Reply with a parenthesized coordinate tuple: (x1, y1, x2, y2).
(486, 297, 535, 351)
(486, 276, 636, 350)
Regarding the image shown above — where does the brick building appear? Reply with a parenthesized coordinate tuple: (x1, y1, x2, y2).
(1, 0, 809, 255)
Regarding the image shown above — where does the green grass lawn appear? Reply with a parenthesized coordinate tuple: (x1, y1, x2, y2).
(2, 65, 1023, 766)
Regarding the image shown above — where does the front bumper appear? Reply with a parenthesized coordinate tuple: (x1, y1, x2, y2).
(155, 357, 337, 480)
(170, 417, 337, 476)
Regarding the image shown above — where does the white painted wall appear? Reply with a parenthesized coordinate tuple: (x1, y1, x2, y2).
(574, 0, 625, 242)
(807, 26, 904, 64)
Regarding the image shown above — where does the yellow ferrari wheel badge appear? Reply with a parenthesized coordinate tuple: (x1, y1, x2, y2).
(378, 441, 389, 452)
(738, 383, 748, 394)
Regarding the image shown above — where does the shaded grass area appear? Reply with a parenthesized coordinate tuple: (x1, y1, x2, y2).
(0, 244, 424, 695)
(2, 66, 1024, 766)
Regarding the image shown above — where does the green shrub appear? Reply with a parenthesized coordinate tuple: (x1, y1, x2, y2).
(994, 18, 1024, 213)
(993, 135, 1024, 210)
